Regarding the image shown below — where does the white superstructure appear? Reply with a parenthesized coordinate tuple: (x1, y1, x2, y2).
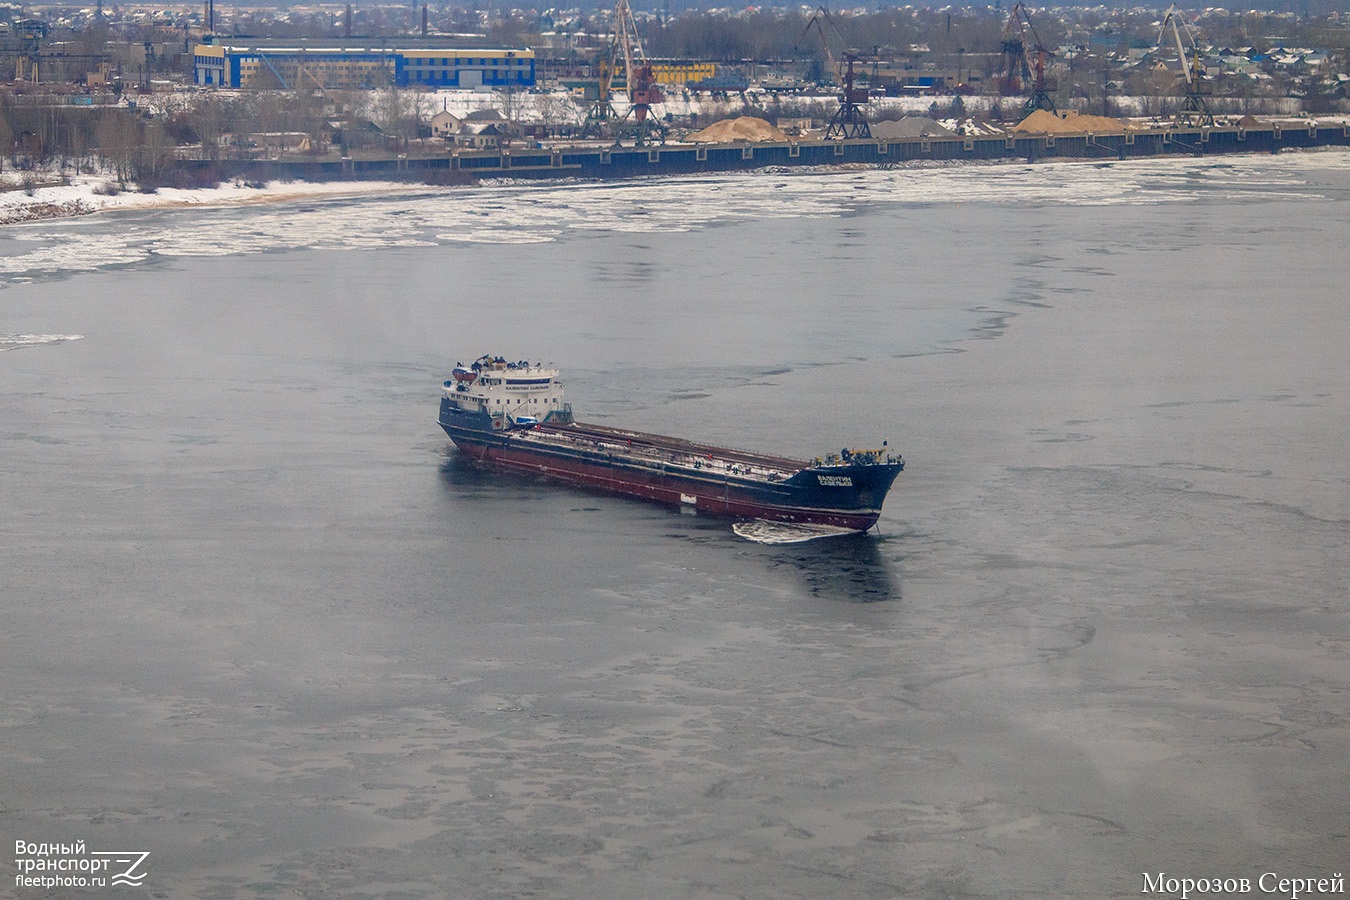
(441, 355, 570, 427)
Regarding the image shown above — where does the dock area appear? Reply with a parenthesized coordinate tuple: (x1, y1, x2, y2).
(191, 121, 1350, 184)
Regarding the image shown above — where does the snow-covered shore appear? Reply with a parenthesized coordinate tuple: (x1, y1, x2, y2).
(0, 174, 436, 225)
(4, 108, 1343, 226)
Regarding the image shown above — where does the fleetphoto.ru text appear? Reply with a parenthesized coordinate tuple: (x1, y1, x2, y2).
(15, 841, 149, 891)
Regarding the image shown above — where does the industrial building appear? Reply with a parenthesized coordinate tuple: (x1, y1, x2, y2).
(647, 60, 715, 86)
(193, 42, 535, 90)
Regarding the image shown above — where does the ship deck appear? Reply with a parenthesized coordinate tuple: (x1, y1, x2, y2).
(528, 421, 808, 482)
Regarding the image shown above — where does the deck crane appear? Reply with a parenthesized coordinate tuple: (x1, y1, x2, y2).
(998, 2, 1057, 118)
(1158, 5, 1214, 127)
(799, 7, 871, 140)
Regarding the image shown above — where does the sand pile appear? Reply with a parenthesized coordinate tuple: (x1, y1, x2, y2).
(1012, 110, 1128, 134)
(685, 116, 789, 143)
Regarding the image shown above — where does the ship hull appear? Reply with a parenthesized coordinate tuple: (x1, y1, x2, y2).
(440, 401, 901, 531)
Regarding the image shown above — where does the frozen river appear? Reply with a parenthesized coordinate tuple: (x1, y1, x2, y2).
(2, 152, 1348, 898)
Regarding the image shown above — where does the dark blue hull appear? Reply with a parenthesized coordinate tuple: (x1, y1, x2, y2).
(439, 399, 902, 530)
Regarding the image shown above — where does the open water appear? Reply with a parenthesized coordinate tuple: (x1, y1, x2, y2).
(2, 153, 1348, 899)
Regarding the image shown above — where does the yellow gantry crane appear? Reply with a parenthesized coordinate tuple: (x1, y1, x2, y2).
(579, 53, 617, 138)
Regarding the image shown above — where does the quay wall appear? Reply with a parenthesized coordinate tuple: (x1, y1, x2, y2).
(196, 123, 1350, 183)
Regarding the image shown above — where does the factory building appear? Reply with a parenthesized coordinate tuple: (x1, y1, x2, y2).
(648, 61, 716, 86)
(193, 43, 535, 90)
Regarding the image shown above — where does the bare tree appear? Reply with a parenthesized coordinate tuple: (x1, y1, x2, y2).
(496, 85, 522, 142)
(407, 90, 435, 143)
(0, 114, 10, 173)
(95, 111, 140, 185)
(191, 95, 227, 160)
(135, 120, 175, 186)
(377, 85, 418, 147)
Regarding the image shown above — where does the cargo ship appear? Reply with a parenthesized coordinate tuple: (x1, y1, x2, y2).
(438, 356, 904, 531)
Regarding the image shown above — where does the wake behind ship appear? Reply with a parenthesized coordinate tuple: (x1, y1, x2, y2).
(438, 356, 903, 532)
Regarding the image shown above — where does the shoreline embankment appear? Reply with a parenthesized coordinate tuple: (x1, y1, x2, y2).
(2, 121, 1348, 225)
(192, 121, 1350, 182)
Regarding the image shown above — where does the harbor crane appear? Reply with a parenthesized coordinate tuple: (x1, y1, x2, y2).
(579, 52, 619, 139)
(581, 0, 665, 146)
(998, 2, 1057, 118)
(799, 7, 871, 140)
(614, 0, 662, 139)
(1158, 5, 1214, 127)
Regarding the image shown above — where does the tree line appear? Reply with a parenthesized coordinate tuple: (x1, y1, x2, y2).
(0, 88, 437, 188)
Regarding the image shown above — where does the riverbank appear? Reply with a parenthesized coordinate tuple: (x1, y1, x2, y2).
(0, 174, 440, 225)
(4, 115, 1348, 225)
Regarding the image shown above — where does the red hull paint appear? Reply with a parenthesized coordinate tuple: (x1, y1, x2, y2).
(452, 435, 883, 531)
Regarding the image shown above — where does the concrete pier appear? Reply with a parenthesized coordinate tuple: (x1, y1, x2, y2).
(196, 122, 1350, 183)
